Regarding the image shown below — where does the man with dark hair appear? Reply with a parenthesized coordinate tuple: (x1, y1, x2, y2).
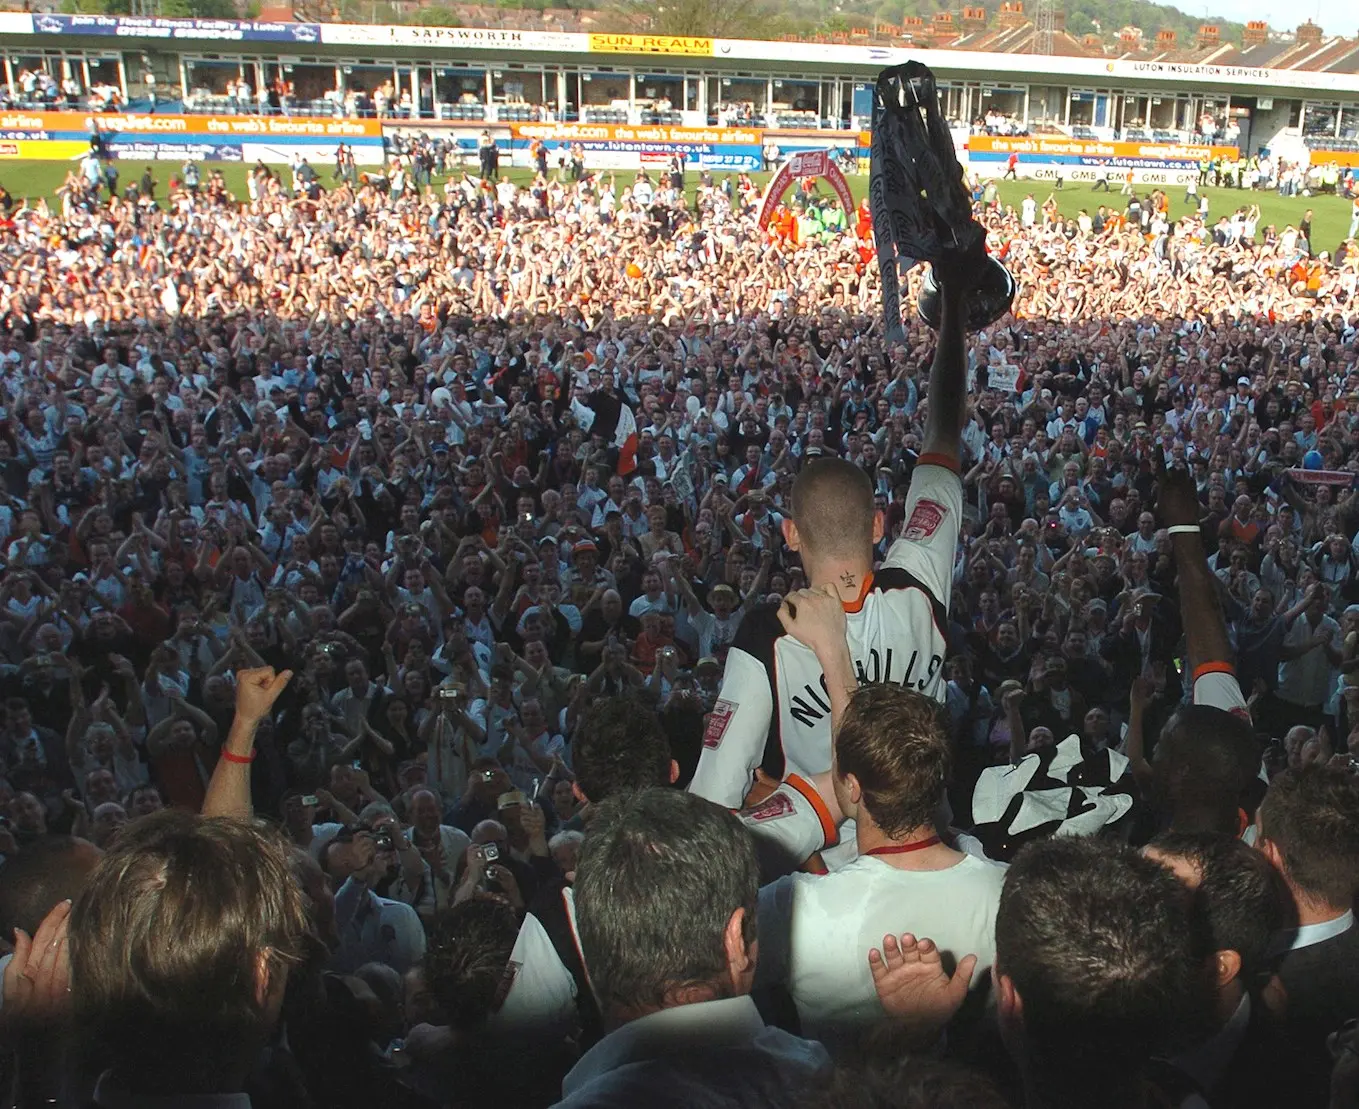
(570, 692, 675, 805)
(0, 836, 101, 945)
(411, 899, 573, 1107)
(556, 788, 830, 1107)
(1256, 765, 1359, 1103)
(491, 693, 676, 1042)
(424, 899, 521, 1033)
(0, 835, 102, 1106)
(493, 690, 835, 1043)
(71, 809, 310, 1104)
(755, 682, 1000, 1043)
(1151, 705, 1262, 836)
(689, 281, 971, 871)
(809, 1058, 1010, 1109)
(993, 836, 1215, 1109)
(1146, 831, 1294, 1107)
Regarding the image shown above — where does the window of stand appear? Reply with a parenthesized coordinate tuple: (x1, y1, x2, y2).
(579, 71, 628, 109)
(272, 62, 335, 108)
(342, 63, 394, 102)
(184, 58, 243, 100)
(82, 56, 120, 96)
(1198, 97, 1229, 139)
(981, 86, 1024, 124)
(436, 66, 487, 105)
(1340, 104, 1359, 140)
(1149, 96, 1182, 132)
(635, 72, 683, 112)
(491, 67, 544, 108)
(771, 78, 818, 126)
(1026, 85, 1064, 130)
(1303, 102, 1339, 138)
(7, 54, 53, 97)
(1068, 90, 1095, 128)
(710, 76, 764, 125)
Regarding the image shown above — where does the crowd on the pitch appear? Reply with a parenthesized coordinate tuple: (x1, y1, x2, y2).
(0, 137, 1354, 1108)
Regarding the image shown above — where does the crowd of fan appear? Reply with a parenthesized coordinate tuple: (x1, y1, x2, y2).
(0, 148, 1353, 1107)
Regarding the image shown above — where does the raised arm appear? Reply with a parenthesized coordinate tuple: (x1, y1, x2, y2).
(1155, 464, 1239, 702)
(920, 281, 969, 467)
(201, 666, 293, 820)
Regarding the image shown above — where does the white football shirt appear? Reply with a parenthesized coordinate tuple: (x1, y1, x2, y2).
(754, 852, 1006, 1044)
(688, 460, 961, 811)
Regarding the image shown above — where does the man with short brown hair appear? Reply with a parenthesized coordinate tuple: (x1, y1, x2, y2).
(71, 810, 309, 1104)
(753, 682, 1002, 1044)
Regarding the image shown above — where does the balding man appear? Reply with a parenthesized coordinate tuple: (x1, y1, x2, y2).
(405, 786, 471, 916)
(688, 279, 971, 869)
(577, 587, 639, 668)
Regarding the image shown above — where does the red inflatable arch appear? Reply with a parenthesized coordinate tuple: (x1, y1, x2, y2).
(756, 148, 855, 231)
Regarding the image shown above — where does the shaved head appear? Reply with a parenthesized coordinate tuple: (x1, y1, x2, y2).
(791, 458, 875, 558)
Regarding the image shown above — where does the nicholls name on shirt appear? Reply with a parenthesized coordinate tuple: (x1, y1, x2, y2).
(689, 459, 962, 811)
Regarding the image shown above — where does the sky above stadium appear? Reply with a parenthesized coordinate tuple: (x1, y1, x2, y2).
(1213, 0, 1349, 28)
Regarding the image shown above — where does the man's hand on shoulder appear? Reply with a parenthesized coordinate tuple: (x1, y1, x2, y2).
(777, 585, 847, 664)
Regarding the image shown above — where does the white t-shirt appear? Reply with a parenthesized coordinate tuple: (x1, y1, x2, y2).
(688, 607, 746, 658)
(490, 888, 580, 1039)
(1278, 616, 1339, 707)
(754, 852, 1005, 1043)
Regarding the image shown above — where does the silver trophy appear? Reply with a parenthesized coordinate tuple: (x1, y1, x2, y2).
(869, 61, 1015, 341)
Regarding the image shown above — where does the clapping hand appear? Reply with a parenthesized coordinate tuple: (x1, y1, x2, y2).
(0, 899, 71, 1038)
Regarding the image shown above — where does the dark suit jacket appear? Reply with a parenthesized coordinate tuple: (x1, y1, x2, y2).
(1100, 612, 1183, 701)
(1195, 992, 1295, 1109)
(1275, 921, 1359, 1106)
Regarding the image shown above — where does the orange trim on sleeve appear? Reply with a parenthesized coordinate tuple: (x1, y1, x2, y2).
(1192, 661, 1236, 682)
(785, 774, 839, 849)
(917, 452, 961, 473)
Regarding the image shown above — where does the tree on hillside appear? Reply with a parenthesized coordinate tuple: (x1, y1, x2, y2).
(605, 0, 793, 39)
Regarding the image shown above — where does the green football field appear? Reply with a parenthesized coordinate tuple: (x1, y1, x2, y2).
(4, 157, 1352, 256)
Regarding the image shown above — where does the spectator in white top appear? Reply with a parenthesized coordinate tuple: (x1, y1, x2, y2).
(670, 554, 767, 659)
(754, 626, 1001, 1044)
(627, 569, 673, 619)
(1057, 488, 1097, 538)
(405, 786, 471, 912)
(1126, 511, 1160, 555)
(1276, 589, 1342, 726)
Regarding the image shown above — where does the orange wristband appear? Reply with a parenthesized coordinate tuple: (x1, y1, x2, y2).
(220, 748, 255, 765)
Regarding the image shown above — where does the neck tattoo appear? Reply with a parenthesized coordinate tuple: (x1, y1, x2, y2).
(840, 572, 857, 590)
